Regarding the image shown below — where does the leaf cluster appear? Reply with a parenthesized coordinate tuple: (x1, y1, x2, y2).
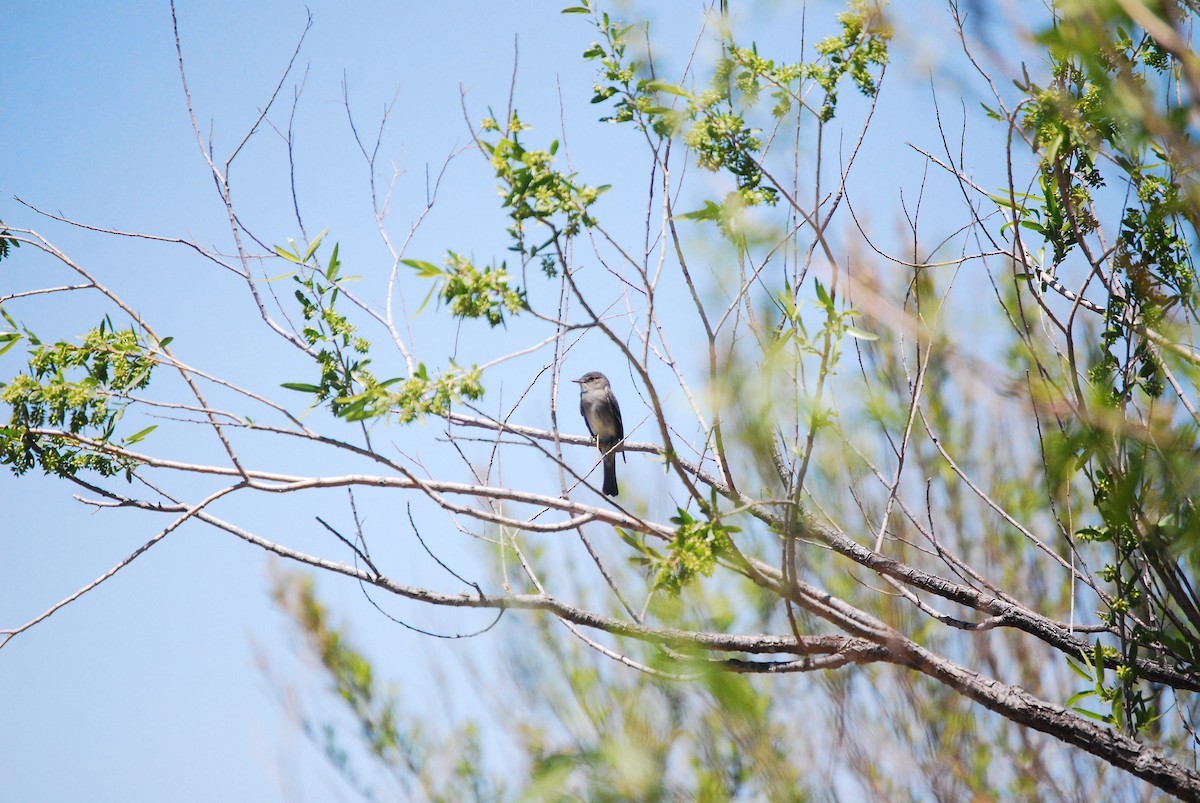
(0, 315, 157, 478)
(0, 221, 19, 263)
(479, 111, 609, 257)
(575, 0, 889, 212)
(623, 492, 742, 597)
(277, 234, 485, 423)
(402, 252, 527, 328)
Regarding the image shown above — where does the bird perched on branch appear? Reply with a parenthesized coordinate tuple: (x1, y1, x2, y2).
(572, 371, 624, 496)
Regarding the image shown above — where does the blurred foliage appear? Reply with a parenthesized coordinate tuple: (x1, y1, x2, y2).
(1004, 0, 1200, 735)
(272, 568, 811, 801)
(273, 572, 502, 802)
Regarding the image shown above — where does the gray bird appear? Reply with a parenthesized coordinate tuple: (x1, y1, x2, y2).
(572, 371, 624, 496)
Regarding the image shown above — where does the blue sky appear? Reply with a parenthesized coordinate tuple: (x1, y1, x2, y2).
(1, 1, 1040, 799)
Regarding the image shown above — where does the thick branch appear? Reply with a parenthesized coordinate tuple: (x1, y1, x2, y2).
(901, 640, 1200, 800)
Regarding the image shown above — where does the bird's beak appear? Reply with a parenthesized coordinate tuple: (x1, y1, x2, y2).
(571, 378, 583, 384)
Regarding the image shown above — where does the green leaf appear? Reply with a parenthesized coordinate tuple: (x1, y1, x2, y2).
(414, 283, 439, 317)
(644, 80, 688, 97)
(339, 399, 371, 421)
(1065, 658, 1093, 681)
(303, 227, 329, 263)
(282, 382, 323, 393)
(0, 331, 21, 356)
(261, 271, 298, 282)
(1071, 707, 1114, 724)
(561, 5, 590, 13)
(1006, 219, 1047, 236)
(275, 245, 302, 264)
(843, 325, 878, 341)
(401, 259, 446, 279)
(123, 425, 157, 445)
(814, 279, 832, 308)
(616, 527, 655, 557)
(327, 243, 341, 280)
(987, 192, 1029, 215)
(680, 200, 723, 222)
(1065, 689, 1096, 707)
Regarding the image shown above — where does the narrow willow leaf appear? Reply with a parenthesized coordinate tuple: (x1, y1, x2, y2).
(123, 425, 158, 445)
(401, 259, 445, 278)
(302, 227, 329, 263)
(644, 80, 688, 97)
(274, 245, 302, 264)
(844, 326, 878, 341)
